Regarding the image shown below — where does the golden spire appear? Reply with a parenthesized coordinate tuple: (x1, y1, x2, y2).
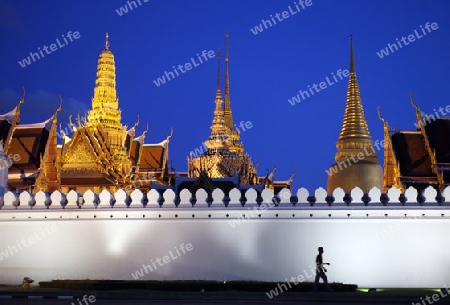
(206, 48, 228, 151)
(187, 32, 254, 184)
(336, 35, 373, 154)
(204, 43, 243, 155)
(87, 33, 122, 130)
(223, 32, 234, 129)
(327, 36, 382, 194)
(216, 47, 222, 100)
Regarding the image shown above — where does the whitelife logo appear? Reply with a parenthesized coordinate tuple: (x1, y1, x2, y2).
(376, 22, 438, 59)
(70, 295, 96, 305)
(0, 224, 58, 261)
(131, 243, 193, 279)
(18, 31, 81, 68)
(413, 104, 450, 128)
(115, 0, 149, 16)
(265, 266, 317, 299)
(288, 68, 349, 106)
(325, 139, 385, 177)
(189, 121, 253, 158)
(153, 50, 215, 87)
(250, 0, 313, 35)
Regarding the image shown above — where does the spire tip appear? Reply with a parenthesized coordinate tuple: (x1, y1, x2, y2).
(349, 34, 355, 72)
(105, 32, 110, 50)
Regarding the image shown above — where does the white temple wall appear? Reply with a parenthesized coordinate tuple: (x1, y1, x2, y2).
(0, 206, 448, 288)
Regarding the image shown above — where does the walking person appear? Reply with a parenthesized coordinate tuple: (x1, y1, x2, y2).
(312, 247, 333, 292)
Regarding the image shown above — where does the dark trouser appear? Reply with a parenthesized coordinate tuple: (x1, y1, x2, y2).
(312, 271, 332, 292)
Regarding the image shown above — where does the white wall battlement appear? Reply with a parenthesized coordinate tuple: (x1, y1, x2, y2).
(1, 185, 449, 209)
(0, 185, 449, 289)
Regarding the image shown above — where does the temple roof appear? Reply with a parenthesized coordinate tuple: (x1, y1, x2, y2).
(9, 124, 50, 175)
(0, 99, 22, 148)
(391, 131, 432, 177)
(0, 105, 17, 123)
(424, 118, 450, 165)
(139, 144, 166, 172)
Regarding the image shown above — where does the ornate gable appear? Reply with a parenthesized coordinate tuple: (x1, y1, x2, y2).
(61, 129, 100, 169)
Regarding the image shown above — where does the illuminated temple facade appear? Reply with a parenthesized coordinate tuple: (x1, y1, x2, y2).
(1, 33, 292, 195)
(326, 36, 450, 195)
(1, 34, 172, 194)
(4, 34, 447, 198)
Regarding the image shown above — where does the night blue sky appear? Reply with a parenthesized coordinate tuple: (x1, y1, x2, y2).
(0, 0, 449, 192)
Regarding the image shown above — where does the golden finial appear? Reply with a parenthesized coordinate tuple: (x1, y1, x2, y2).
(223, 31, 234, 129)
(410, 91, 426, 126)
(51, 95, 62, 124)
(410, 91, 418, 109)
(216, 47, 221, 93)
(57, 94, 62, 112)
(105, 32, 110, 50)
(349, 34, 355, 73)
(20, 86, 26, 103)
(134, 115, 140, 129)
(288, 168, 295, 186)
(377, 105, 386, 124)
(69, 114, 74, 128)
(225, 31, 230, 81)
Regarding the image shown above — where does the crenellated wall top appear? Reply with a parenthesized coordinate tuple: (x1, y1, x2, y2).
(0, 185, 449, 210)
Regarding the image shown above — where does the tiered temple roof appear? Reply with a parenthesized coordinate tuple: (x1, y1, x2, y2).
(380, 93, 450, 192)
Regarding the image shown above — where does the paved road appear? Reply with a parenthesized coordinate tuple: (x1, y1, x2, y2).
(1, 290, 448, 304)
(0, 301, 425, 305)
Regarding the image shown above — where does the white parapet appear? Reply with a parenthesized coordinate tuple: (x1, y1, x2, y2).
(0, 187, 448, 288)
(0, 186, 445, 209)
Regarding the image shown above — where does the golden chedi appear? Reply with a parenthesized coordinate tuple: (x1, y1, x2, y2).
(327, 36, 382, 194)
(188, 33, 258, 186)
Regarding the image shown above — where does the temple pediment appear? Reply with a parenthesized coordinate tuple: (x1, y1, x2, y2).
(61, 130, 99, 166)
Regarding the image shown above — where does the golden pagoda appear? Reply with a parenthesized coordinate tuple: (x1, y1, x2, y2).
(0, 34, 172, 194)
(187, 33, 259, 186)
(57, 33, 132, 192)
(327, 36, 382, 194)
